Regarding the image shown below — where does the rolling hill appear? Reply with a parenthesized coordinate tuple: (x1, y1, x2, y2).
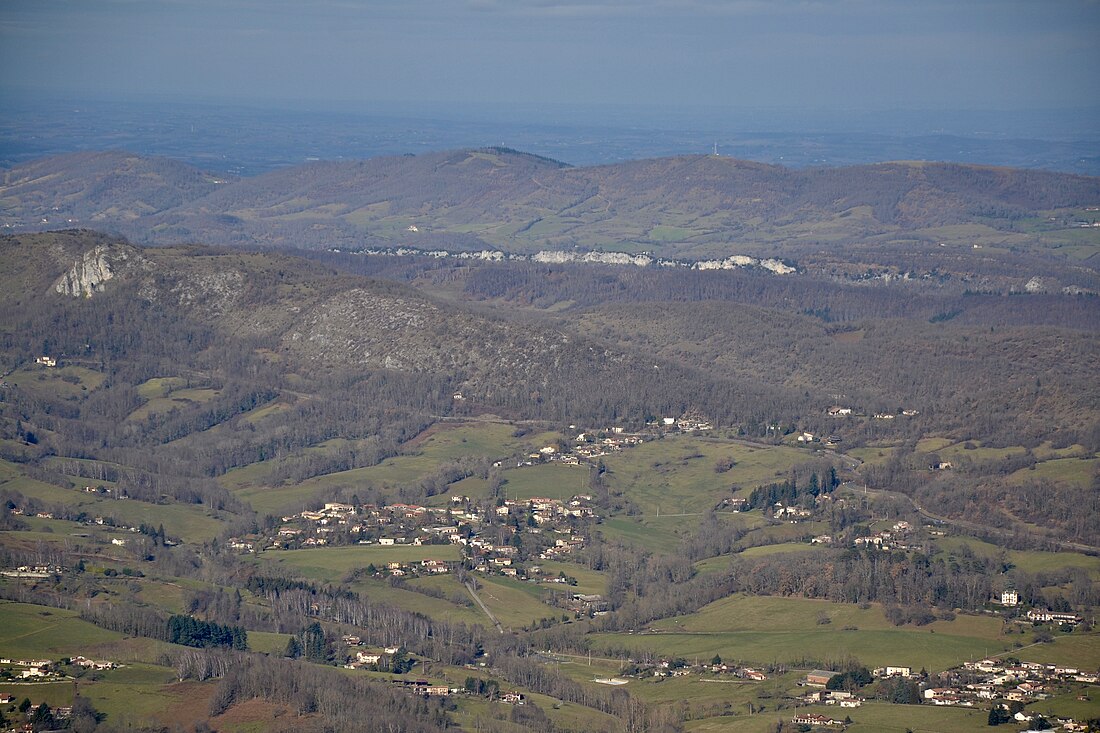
(3, 149, 1098, 271)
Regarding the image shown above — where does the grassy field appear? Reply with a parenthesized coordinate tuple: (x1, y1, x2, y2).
(934, 535, 1100, 578)
(1027, 684, 1100, 722)
(473, 575, 562, 628)
(650, 595, 1003, 638)
(846, 445, 899, 467)
(127, 386, 221, 422)
(500, 462, 590, 501)
(225, 421, 560, 514)
(598, 595, 1010, 671)
(600, 436, 809, 516)
(686, 701, 993, 733)
(0, 601, 125, 658)
(1014, 632, 1100, 669)
(1006, 455, 1098, 488)
(135, 376, 189, 398)
(247, 630, 293, 655)
(597, 515, 702, 553)
(914, 437, 953, 453)
(917, 439, 1028, 464)
(594, 628, 1007, 674)
(0, 459, 225, 543)
(0, 663, 181, 727)
(349, 576, 486, 626)
(692, 542, 821, 577)
(534, 559, 607, 596)
(258, 544, 461, 583)
(3, 365, 106, 400)
(131, 578, 189, 614)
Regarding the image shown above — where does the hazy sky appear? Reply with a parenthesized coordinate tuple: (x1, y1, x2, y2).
(2, 0, 1098, 114)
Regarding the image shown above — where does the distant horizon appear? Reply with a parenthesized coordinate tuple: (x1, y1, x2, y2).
(4, 87, 1100, 139)
(2, 92, 1099, 177)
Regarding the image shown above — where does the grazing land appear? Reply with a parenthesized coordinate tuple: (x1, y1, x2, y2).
(0, 170, 1097, 733)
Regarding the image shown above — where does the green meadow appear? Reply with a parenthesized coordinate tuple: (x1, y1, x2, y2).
(593, 628, 1007, 674)
(3, 365, 106, 400)
(224, 421, 562, 514)
(600, 436, 810, 515)
(599, 595, 1011, 672)
(0, 459, 225, 543)
(0, 601, 124, 659)
(934, 535, 1100, 578)
(499, 462, 590, 501)
(472, 575, 562, 629)
(1015, 632, 1100, 670)
(686, 701, 993, 733)
(258, 544, 461, 583)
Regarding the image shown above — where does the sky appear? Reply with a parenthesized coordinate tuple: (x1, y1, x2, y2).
(1, 0, 1099, 117)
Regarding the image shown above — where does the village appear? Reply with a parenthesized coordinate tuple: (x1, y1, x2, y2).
(553, 652, 1099, 731)
(0, 654, 119, 683)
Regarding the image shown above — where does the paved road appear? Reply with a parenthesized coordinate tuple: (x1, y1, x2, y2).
(854, 483, 1100, 554)
(465, 581, 504, 634)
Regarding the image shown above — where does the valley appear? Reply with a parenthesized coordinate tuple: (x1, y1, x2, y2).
(0, 153, 1097, 732)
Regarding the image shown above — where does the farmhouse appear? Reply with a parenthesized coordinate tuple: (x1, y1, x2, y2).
(792, 713, 842, 726)
(805, 669, 836, 687)
(1027, 609, 1082, 624)
(882, 666, 911, 677)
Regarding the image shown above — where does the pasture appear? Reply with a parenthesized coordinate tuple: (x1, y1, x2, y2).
(0, 601, 124, 659)
(499, 462, 590, 501)
(686, 701, 993, 733)
(600, 436, 810, 516)
(603, 594, 1011, 671)
(934, 536, 1100, 578)
(258, 544, 461, 583)
(473, 575, 562, 629)
(225, 420, 560, 514)
(0, 459, 225, 543)
(3, 364, 106, 400)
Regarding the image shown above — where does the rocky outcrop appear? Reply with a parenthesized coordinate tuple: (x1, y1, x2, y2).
(54, 245, 123, 297)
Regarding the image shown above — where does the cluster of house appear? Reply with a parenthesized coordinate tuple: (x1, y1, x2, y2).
(228, 494, 600, 555)
(851, 520, 914, 550)
(344, 644, 524, 704)
(570, 433, 644, 462)
(626, 659, 768, 681)
(661, 413, 714, 432)
(0, 658, 57, 680)
(0, 564, 62, 579)
(341, 637, 405, 670)
(519, 417, 711, 469)
(1025, 609, 1084, 625)
(370, 558, 452, 578)
(561, 593, 610, 616)
(791, 712, 847, 727)
(391, 678, 453, 697)
(798, 432, 844, 448)
(34, 355, 57, 368)
(924, 657, 1096, 710)
(825, 406, 918, 420)
(468, 530, 587, 582)
(799, 689, 865, 708)
(0, 655, 117, 681)
(995, 591, 1086, 627)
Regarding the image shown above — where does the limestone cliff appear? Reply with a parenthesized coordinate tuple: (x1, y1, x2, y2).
(53, 244, 129, 297)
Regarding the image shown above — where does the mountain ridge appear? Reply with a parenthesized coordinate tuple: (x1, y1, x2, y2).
(3, 148, 1097, 262)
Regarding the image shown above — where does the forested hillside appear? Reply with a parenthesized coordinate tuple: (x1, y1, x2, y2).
(3, 149, 1098, 289)
(0, 211, 1096, 731)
